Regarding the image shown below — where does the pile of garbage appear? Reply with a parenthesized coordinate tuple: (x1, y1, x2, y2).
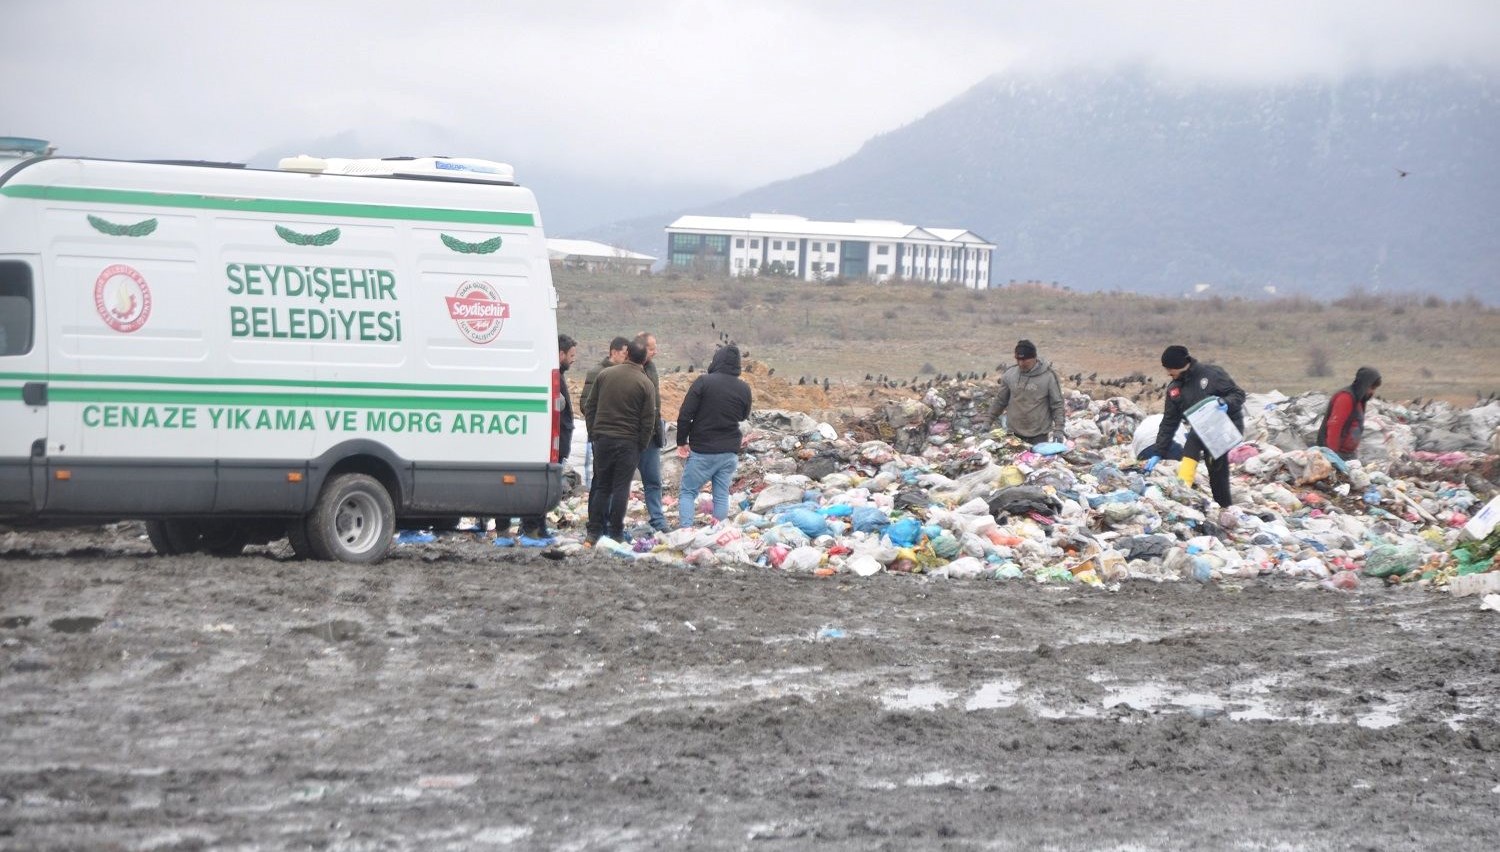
(538, 380, 1500, 593)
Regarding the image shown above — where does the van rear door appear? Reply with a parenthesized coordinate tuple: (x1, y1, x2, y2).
(0, 257, 44, 512)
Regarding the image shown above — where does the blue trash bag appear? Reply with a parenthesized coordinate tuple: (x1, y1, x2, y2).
(851, 506, 890, 533)
(819, 504, 854, 517)
(780, 508, 829, 538)
(886, 517, 922, 546)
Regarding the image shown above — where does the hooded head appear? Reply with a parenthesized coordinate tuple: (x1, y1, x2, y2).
(1352, 366, 1382, 400)
(708, 344, 742, 376)
(1161, 345, 1192, 370)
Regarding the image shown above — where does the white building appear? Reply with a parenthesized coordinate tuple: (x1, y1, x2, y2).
(547, 238, 655, 275)
(663, 213, 995, 288)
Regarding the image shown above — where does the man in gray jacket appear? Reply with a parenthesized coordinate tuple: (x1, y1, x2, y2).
(991, 339, 1065, 444)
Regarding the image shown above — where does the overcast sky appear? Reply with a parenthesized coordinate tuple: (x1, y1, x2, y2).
(7, 0, 1499, 190)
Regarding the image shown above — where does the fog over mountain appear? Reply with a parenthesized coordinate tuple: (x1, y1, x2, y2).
(580, 68, 1499, 301)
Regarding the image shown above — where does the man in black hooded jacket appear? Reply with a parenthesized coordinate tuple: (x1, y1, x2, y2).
(675, 344, 752, 528)
(1146, 344, 1247, 509)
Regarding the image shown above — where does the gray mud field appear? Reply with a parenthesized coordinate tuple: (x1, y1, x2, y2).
(2, 525, 1498, 851)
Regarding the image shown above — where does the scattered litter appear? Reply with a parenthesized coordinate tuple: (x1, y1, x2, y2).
(473, 381, 1498, 592)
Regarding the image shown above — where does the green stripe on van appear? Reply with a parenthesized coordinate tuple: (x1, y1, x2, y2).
(0, 371, 546, 396)
(0, 185, 536, 227)
(46, 386, 546, 413)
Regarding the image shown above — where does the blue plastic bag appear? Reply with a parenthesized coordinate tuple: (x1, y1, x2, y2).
(886, 517, 922, 546)
(781, 508, 829, 538)
(851, 506, 890, 533)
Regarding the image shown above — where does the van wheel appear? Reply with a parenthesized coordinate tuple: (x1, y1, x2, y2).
(285, 519, 318, 561)
(198, 521, 250, 556)
(307, 474, 394, 564)
(146, 519, 200, 556)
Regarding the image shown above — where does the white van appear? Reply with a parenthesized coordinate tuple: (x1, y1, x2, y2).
(0, 138, 564, 562)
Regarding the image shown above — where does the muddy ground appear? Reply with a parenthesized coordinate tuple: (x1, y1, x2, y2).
(1, 524, 1498, 851)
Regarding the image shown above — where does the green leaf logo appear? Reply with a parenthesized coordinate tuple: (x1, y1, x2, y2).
(441, 233, 502, 254)
(275, 225, 341, 246)
(87, 214, 157, 237)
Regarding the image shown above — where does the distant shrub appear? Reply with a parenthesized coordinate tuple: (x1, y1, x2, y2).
(883, 308, 899, 320)
(930, 288, 947, 300)
(1370, 327, 1389, 343)
(919, 362, 936, 374)
(1306, 345, 1333, 378)
(1333, 288, 1388, 311)
(724, 286, 748, 310)
(1423, 295, 1445, 309)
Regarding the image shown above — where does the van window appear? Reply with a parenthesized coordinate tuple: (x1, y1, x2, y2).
(0, 261, 34, 356)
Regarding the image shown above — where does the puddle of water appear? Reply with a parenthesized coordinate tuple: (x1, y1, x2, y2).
(1356, 695, 1407, 729)
(904, 771, 979, 787)
(966, 679, 1022, 710)
(48, 616, 103, 634)
(880, 684, 955, 711)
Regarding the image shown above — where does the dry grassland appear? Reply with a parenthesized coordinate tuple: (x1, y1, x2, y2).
(556, 270, 1500, 412)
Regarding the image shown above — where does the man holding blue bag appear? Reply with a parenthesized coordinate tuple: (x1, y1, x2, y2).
(1144, 345, 1246, 508)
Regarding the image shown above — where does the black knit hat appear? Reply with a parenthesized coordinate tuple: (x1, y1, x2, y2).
(1161, 345, 1191, 369)
(1014, 339, 1038, 359)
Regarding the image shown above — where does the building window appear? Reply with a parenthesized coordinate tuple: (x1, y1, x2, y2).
(877, 245, 889, 255)
(876, 264, 888, 274)
(705, 235, 728, 252)
(751, 239, 759, 249)
(750, 259, 758, 268)
(735, 238, 744, 248)
(670, 233, 701, 251)
(735, 258, 744, 269)
(786, 263, 796, 274)
(773, 240, 782, 250)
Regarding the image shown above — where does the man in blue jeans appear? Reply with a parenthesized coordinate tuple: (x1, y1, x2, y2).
(634, 331, 670, 532)
(676, 344, 752, 528)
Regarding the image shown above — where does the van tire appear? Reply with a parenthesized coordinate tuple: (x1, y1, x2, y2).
(147, 519, 250, 556)
(146, 519, 200, 556)
(307, 473, 394, 563)
(285, 520, 318, 561)
(198, 521, 250, 556)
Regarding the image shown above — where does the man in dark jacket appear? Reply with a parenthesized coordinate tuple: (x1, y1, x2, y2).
(676, 344, 753, 528)
(633, 331, 670, 533)
(1146, 345, 1247, 508)
(1317, 367, 1382, 460)
(582, 340, 657, 543)
(517, 334, 577, 542)
(580, 336, 630, 493)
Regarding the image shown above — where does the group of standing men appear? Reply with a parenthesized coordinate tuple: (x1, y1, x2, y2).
(573, 332, 751, 544)
(991, 338, 1381, 512)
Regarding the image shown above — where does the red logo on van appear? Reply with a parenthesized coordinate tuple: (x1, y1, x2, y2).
(94, 264, 152, 333)
(445, 280, 510, 344)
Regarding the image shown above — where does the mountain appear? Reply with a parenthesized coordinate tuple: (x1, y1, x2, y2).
(584, 68, 1500, 300)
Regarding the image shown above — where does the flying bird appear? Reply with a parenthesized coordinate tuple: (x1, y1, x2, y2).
(1395, 168, 1409, 178)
